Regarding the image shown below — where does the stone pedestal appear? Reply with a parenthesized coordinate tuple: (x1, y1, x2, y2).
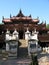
(6, 43, 9, 51)
(28, 40, 38, 56)
(8, 40, 18, 57)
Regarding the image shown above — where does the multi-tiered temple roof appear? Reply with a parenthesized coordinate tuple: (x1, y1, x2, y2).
(2, 10, 39, 24)
(0, 10, 49, 47)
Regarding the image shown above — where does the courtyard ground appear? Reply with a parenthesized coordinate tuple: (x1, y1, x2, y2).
(0, 57, 31, 65)
(37, 52, 49, 65)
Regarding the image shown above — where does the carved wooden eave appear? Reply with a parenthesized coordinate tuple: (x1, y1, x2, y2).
(10, 16, 32, 21)
(2, 18, 12, 23)
(2, 17, 39, 23)
(2, 10, 39, 23)
(38, 34, 49, 42)
(31, 19, 39, 23)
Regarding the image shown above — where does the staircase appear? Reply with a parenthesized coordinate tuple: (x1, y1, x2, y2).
(19, 39, 28, 47)
(18, 39, 28, 58)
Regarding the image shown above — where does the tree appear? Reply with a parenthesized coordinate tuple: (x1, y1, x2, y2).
(30, 54, 38, 65)
(46, 24, 49, 28)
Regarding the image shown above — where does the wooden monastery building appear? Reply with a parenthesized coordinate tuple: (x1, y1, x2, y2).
(0, 10, 49, 49)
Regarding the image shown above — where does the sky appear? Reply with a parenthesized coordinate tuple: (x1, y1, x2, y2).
(0, 0, 49, 24)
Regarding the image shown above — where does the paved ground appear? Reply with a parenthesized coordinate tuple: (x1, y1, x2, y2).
(37, 52, 49, 65)
(0, 58, 31, 65)
(1, 52, 49, 65)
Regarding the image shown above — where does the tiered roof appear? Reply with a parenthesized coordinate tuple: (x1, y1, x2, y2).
(2, 10, 39, 23)
(0, 10, 49, 43)
(38, 34, 49, 42)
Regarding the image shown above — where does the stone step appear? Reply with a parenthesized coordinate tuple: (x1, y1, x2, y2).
(19, 39, 28, 47)
(18, 39, 28, 58)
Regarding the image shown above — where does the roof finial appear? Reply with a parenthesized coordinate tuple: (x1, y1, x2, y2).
(20, 9, 22, 14)
(41, 21, 43, 24)
(10, 14, 12, 18)
(2, 16, 4, 20)
(37, 16, 39, 19)
(29, 14, 31, 17)
(16, 9, 24, 17)
(45, 20, 46, 24)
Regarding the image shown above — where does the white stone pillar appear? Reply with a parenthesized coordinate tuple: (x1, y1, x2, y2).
(25, 28, 31, 40)
(6, 43, 9, 51)
(13, 29, 19, 39)
(5, 29, 10, 40)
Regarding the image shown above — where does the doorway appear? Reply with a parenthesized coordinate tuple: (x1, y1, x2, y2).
(19, 30, 24, 39)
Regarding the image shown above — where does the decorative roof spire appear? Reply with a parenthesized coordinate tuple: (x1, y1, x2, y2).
(2, 16, 4, 20)
(37, 16, 39, 19)
(42, 21, 43, 24)
(16, 9, 24, 17)
(10, 14, 12, 18)
(29, 14, 32, 17)
(45, 20, 46, 24)
(19, 9, 22, 14)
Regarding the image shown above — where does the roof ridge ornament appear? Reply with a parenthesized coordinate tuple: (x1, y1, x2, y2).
(19, 9, 22, 14)
(45, 20, 46, 25)
(2, 16, 4, 20)
(16, 9, 25, 17)
(29, 14, 32, 17)
(10, 14, 12, 18)
(37, 16, 39, 19)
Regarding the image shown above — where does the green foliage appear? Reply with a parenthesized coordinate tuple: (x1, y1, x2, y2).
(46, 24, 49, 28)
(30, 54, 38, 65)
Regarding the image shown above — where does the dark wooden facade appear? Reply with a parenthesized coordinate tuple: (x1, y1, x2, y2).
(0, 10, 49, 47)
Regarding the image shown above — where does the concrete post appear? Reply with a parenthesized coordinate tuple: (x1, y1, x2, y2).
(25, 28, 31, 40)
(6, 43, 9, 51)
